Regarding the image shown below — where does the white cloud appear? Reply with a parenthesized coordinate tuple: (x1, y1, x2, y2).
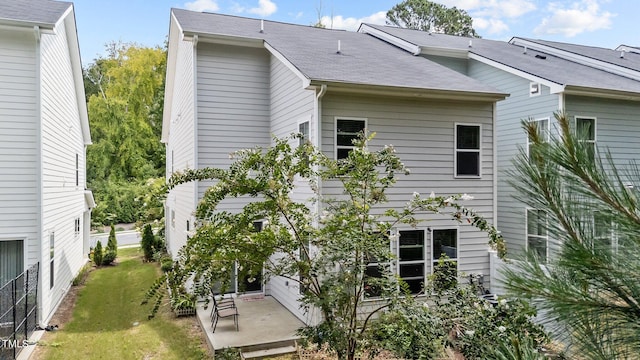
(534, 0, 615, 37)
(437, 0, 536, 18)
(473, 17, 509, 34)
(321, 11, 387, 31)
(184, 0, 219, 12)
(248, 0, 277, 17)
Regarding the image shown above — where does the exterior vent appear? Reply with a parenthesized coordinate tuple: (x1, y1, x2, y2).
(530, 82, 541, 97)
(535, 54, 546, 60)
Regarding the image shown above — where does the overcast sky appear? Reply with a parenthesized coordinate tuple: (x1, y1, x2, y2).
(71, 0, 637, 65)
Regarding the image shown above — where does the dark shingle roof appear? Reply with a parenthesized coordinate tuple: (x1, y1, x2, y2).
(0, 0, 71, 28)
(172, 9, 504, 97)
(514, 38, 640, 72)
(364, 24, 640, 95)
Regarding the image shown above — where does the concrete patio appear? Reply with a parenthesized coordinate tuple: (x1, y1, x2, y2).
(196, 294, 304, 355)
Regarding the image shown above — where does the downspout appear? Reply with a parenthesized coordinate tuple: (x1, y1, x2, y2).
(192, 34, 199, 233)
(492, 102, 498, 229)
(34, 25, 44, 325)
(315, 84, 327, 221)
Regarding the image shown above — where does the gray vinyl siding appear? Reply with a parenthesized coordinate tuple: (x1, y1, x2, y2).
(565, 95, 640, 169)
(196, 43, 270, 212)
(267, 55, 315, 322)
(321, 93, 496, 280)
(0, 29, 39, 279)
(468, 60, 559, 257)
(40, 24, 87, 321)
(166, 36, 196, 256)
(423, 55, 468, 75)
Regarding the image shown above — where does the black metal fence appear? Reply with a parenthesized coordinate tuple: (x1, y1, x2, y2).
(0, 263, 39, 360)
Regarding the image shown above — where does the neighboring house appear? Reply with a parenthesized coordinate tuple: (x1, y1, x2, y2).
(0, 0, 93, 326)
(163, 9, 506, 323)
(360, 24, 640, 263)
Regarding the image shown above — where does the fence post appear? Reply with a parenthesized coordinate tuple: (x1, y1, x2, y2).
(11, 279, 16, 359)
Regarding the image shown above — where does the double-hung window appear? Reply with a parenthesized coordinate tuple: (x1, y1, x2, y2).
(527, 118, 549, 157)
(398, 230, 426, 294)
(336, 118, 366, 160)
(299, 121, 310, 146)
(526, 209, 548, 262)
(0, 240, 23, 287)
(576, 117, 596, 161)
(455, 124, 481, 177)
(432, 228, 458, 284)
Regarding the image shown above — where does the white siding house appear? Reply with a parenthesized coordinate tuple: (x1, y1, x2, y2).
(0, 0, 93, 326)
(163, 9, 506, 323)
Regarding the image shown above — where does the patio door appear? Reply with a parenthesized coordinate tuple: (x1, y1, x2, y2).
(236, 221, 264, 294)
(0, 240, 24, 287)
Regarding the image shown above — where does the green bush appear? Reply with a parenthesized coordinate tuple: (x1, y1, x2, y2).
(141, 224, 155, 261)
(160, 258, 173, 273)
(93, 241, 103, 266)
(107, 224, 118, 256)
(215, 347, 241, 360)
(102, 250, 117, 266)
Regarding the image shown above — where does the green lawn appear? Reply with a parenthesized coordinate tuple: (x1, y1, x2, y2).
(37, 247, 210, 360)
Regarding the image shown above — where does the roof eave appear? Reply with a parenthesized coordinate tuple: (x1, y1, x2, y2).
(0, 18, 56, 32)
(564, 86, 640, 102)
(309, 80, 507, 102)
(358, 24, 420, 55)
(420, 46, 468, 59)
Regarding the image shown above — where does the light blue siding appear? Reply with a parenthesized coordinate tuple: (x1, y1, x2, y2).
(468, 60, 560, 257)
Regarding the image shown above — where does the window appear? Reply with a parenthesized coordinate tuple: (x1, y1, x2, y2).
(398, 230, 426, 294)
(593, 211, 617, 254)
(455, 124, 481, 177)
(364, 232, 391, 298)
(299, 121, 310, 146)
(49, 232, 55, 289)
(75, 153, 79, 187)
(0, 240, 23, 287)
(527, 118, 549, 156)
(526, 209, 548, 262)
(576, 117, 596, 160)
(432, 228, 458, 276)
(74, 218, 81, 236)
(336, 118, 366, 160)
(171, 209, 176, 229)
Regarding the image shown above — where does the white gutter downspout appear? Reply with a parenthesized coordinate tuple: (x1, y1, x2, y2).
(34, 25, 44, 325)
(192, 34, 199, 224)
(492, 102, 498, 230)
(315, 84, 327, 222)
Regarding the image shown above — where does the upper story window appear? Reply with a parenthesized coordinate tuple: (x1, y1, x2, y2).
(576, 117, 596, 161)
(455, 124, 481, 177)
(74, 218, 81, 236)
(299, 121, 310, 147)
(527, 117, 550, 158)
(336, 118, 366, 160)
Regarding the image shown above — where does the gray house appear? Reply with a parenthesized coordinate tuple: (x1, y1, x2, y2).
(162, 9, 506, 323)
(0, 0, 93, 328)
(360, 24, 640, 262)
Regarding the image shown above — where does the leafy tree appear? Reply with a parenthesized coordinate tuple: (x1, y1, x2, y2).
(502, 112, 640, 359)
(386, 0, 479, 37)
(145, 133, 505, 359)
(84, 42, 167, 225)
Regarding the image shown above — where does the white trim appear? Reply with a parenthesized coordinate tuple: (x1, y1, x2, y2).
(357, 24, 421, 55)
(529, 82, 541, 97)
(429, 227, 459, 274)
(454, 122, 482, 178)
(510, 38, 640, 82)
(574, 115, 597, 139)
(468, 52, 565, 94)
(334, 117, 367, 160)
(264, 42, 311, 89)
(297, 115, 312, 145)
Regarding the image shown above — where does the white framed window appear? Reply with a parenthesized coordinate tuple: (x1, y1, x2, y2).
(593, 211, 618, 254)
(526, 208, 548, 262)
(575, 117, 596, 160)
(75, 153, 79, 187)
(527, 117, 550, 157)
(74, 218, 81, 236)
(398, 230, 426, 294)
(431, 228, 458, 275)
(335, 117, 366, 160)
(454, 124, 481, 177)
(299, 121, 310, 147)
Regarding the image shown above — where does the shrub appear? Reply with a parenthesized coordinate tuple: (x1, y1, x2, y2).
(93, 241, 103, 266)
(107, 224, 118, 256)
(102, 250, 117, 266)
(160, 258, 173, 272)
(215, 347, 241, 360)
(141, 224, 155, 261)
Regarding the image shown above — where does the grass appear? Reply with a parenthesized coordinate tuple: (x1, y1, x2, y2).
(37, 247, 210, 360)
